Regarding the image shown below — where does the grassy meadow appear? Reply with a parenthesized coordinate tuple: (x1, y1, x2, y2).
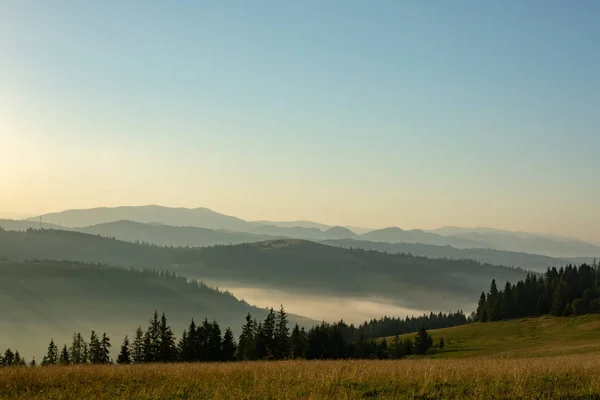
(3, 316, 600, 399)
(3, 356, 600, 399)
(391, 314, 600, 359)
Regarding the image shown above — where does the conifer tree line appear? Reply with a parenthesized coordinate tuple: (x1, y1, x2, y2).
(475, 262, 600, 322)
(2, 305, 456, 366)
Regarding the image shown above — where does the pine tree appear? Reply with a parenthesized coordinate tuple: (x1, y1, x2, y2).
(144, 311, 161, 362)
(42, 339, 59, 366)
(3, 349, 15, 366)
(222, 327, 236, 361)
(439, 337, 445, 349)
(89, 331, 103, 364)
(476, 292, 488, 322)
(101, 333, 111, 363)
(177, 330, 190, 362)
(274, 305, 290, 359)
(59, 345, 70, 365)
(132, 326, 145, 363)
(413, 327, 433, 355)
(206, 320, 222, 362)
(117, 336, 131, 364)
(488, 279, 502, 320)
(256, 308, 276, 359)
(29, 358, 36, 367)
(290, 323, 307, 359)
(158, 313, 177, 362)
(14, 351, 25, 366)
(69, 333, 88, 364)
(237, 313, 256, 361)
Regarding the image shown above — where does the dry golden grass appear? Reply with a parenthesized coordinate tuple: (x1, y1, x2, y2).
(2, 356, 600, 399)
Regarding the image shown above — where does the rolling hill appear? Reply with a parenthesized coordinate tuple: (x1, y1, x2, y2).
(321, 239, 581, 273)
(446, 231, 600, 258)
(360, 227, 488, 248)
(77, 220, 276, 247)
(0, 228, 527, 312)
(0, 259, 315, 360)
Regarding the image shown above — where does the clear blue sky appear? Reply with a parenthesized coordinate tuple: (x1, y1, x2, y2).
(1, 1, 599, 241)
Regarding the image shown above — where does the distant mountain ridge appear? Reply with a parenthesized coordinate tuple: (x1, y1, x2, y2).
(27, 205, 600, 258)
(321, 239, 592, 273)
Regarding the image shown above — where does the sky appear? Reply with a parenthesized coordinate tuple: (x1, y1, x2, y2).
(1, 1, 599, 242)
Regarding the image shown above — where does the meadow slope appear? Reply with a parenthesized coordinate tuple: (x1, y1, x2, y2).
(391, 314, 600, 359)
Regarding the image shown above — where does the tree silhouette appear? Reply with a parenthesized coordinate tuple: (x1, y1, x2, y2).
(117, 336, 131, 364)
(42, 339, 58, 366)
(237, 313, 256, 361)
(274, 305, 290, 359)
(59, 345, 70, 365)
(158, 313, 177, 362)
(222, 327, 236, 361)
(132, 326, 145, 363)
(413, 327, 433, 355)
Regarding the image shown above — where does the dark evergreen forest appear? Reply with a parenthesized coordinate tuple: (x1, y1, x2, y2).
(475, 261, 600, 321)
(0, 307, 462, 366)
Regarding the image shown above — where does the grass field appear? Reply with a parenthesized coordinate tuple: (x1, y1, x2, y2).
(3, 316, 600, 399)
(391, 314, 600, 359)
(3, 356, 600, 399)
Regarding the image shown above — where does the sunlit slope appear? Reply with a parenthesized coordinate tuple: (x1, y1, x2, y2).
(391, 315, 600, 358)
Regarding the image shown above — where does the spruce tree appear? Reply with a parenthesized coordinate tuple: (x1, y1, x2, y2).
(132, 326, 145, 363)
(144, 311, 161, 362)
(274, 305, 290, 359)
(14, 351, 25, 366)
(413, 327, 433, 355)
(290, 323, 307, 359)
(158, 313, 177, 362)
(101, 333, 111, 363)
(89, 331, 103, 364)
(237, 313, 256, 361)
(186, 319, 198, 361)
(177, 330, 190, 362)
(69, 333, 87, 364)
(257, 308, 276, 359)
(42, 339, 59, 366)
(59, 345, 70, 365)
(117, 336, 131, 364)
(222, 327, 236, 361)
(3, 349, 14, 366)
(476, 292, 488, 322)
(439, 337, 445, 349)
(206, 320, 222, 362)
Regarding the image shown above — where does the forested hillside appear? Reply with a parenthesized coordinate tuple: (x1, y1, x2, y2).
(475, 262, 600, 322)
(0, 229, 527, 312)
(322, 239, 577, 272)
(0, 259, 314, 360)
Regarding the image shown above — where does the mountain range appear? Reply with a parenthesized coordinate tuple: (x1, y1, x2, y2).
(11, 205, 600, 258)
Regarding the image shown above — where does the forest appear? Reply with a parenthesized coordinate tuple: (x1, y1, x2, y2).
(475, 261, 600, 321)
(0, 228, 526, 312)
(0, 306, 463, 366)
